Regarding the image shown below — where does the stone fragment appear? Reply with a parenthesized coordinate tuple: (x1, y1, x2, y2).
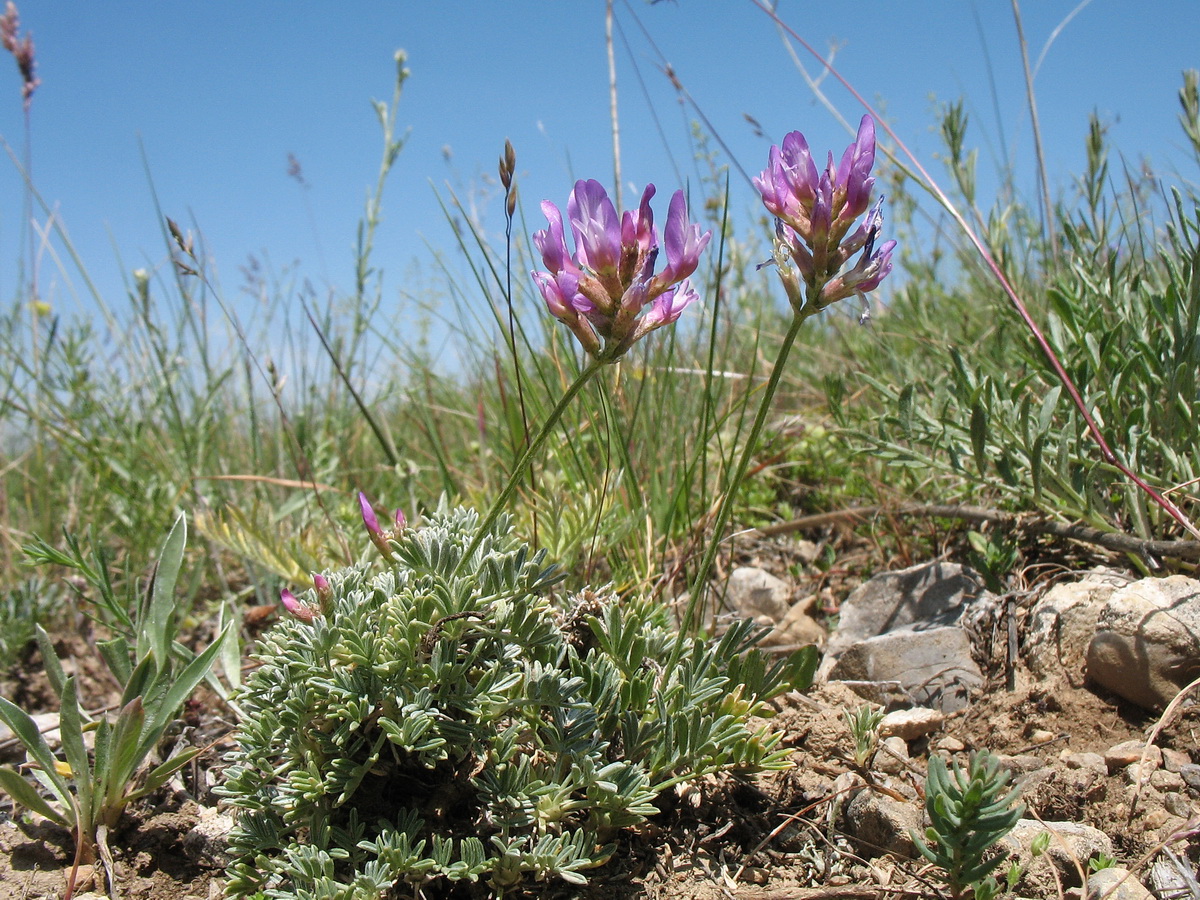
(824, 561, 995, 659)
(1105, 740, 1161, 771)
(1087, 867, 1154, 900)
(726, 567, 792, 622)
(1164, 791, 1193, 818)
(1161, 747, 1190, 772)
(1025, 571, 1128, 683)
(1061, 751, 1106, 774)
(828, 626, 983, 713)
(1000, 820, 1114, 892)
(875, 736, 910, 775)
(843, 789, 920, 858)
(936, 736, 965, 753)
(1087, 575, 1200, 710)
(1180, 763, 1200, 789)
(878, 707, 945, 741)
(183, 806, 235, 868)
(764, 594, 826, 649)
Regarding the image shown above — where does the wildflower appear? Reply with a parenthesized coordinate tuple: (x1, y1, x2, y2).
(0, 2, 38, 111)
(532, 180, 710, 360)
(754, 115, 895, 313)
(358, 491, 405, 559)
(279, 588, 316, 624)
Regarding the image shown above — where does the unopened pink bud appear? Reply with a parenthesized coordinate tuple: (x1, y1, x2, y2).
(312, 573, 332, 613)
(280, 588, 315, 624)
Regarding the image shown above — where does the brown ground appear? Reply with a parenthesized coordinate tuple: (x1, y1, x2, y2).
(1, 538, 1197, 900)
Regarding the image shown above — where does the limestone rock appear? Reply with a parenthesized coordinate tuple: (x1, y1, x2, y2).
(726, 567, 792, 623)
(1000, 819, 1114, 892)
(763, 594, 826, 649)
(1087, 575, 1200, 710)
(825, 561, 995, 660)
(843, 789, 920, 858)
(828, 626, 984, 712)
(183, 805, 235, 868)
(1025, 571, 1128, 683)
(878, 707, 945, 741)
(1087, 867, 1154, 900)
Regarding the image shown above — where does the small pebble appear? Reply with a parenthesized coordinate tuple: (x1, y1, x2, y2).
(1061, 751, 1106, 772)
(1180, 763, 1200, 789)
(878, 707, 944, 741)
(1150, 769, 1184, 791)
(743, 866, 769, 885)
(1164, 791, 1193, 818)
(1106, 740, 1161, 771)
(1028, 728, 1056, 744)
(876, 736, 910, 774)
(1087, 867, 1154, 900)
(1161, 748, 1190, 772)
(936, 736, 966, 753)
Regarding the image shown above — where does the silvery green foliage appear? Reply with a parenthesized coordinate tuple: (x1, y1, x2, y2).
(220, 505, 817, 899)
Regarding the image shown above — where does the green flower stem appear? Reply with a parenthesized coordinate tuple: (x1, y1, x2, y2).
(679, 305, 815, 637)
(456, 355, 608, 572)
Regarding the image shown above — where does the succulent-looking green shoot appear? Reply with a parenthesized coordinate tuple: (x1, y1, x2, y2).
(913, 750, 1025, 900)
(753, 115, 895, 313)
(532, 179, 711, 361)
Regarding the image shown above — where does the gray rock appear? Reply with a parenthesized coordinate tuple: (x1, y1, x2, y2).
(183, 806, 235, 868)
(725, 567, 792, 623)
(1087, 867, 1154, 900)
(828, 626, 984, 712)
(825, 561, 995, 660)
(1105, 740, 1161, 772)
(1000, 819, 1114, 892)
(843, 789, 920, 858)
(1180, 763, 1200, 789)
(875, 736, 910, 775)
(1087, 575, 1200, 710)
(1026, 572, 1127, 683)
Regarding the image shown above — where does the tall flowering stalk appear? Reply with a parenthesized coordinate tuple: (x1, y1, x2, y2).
(456, 179, 710, 570)
(683, 116, 895, 634)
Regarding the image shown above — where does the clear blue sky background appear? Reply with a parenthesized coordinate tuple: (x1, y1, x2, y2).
(0, 1, 1197, 363)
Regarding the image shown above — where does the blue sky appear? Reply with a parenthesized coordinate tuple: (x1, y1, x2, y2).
(0, 1, 1197, 359)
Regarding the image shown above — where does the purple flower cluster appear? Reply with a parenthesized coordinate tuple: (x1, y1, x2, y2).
(754, 115, 895, 312)
(532, 180, 711, 360)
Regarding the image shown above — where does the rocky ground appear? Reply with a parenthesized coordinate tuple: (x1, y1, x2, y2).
(1, 533, 1198, 900)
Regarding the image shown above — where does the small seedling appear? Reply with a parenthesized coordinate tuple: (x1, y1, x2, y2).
(913, 750, 1025, 900)
(844, 704, 885, 768)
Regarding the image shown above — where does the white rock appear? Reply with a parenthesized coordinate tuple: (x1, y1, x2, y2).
(1087, 575, 1200, 710)
(1087, 867, 1154, 900)
(725, 567, 792, 623)
(878, 707, 945, 741)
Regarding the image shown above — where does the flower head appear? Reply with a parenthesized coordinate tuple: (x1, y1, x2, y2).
(755, 115, 894, 313)
(533, 179, 710, 360)
(280, 588, 316, 624)
(359, 491, 404, 559)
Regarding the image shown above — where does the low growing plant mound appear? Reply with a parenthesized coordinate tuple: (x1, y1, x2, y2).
(219, 505, 816, 898)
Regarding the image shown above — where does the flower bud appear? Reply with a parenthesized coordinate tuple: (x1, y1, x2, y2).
(280, 588, 315, 624)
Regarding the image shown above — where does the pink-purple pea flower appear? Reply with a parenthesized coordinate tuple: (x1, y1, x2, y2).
(753, 115, 895, 313)
(358, 491, 405, 559)
(279, 588, 316, 624)
(532, 179, 711, 360)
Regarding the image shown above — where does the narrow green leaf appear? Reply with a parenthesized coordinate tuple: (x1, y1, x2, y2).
(126, 747, 201, 803)
(34, 625, 66, 698)
(140, 623, 230, 757)
(0, 697, 70, 800)
(0, 766, 69, 826)
(58, 678, 92, 821)
(144, 514, 187, 670)
(970, 402, 988, 477)
(98, 637, 133, 687)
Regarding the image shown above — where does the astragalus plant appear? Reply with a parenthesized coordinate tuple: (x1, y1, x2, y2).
(219, 504, 816, 899)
